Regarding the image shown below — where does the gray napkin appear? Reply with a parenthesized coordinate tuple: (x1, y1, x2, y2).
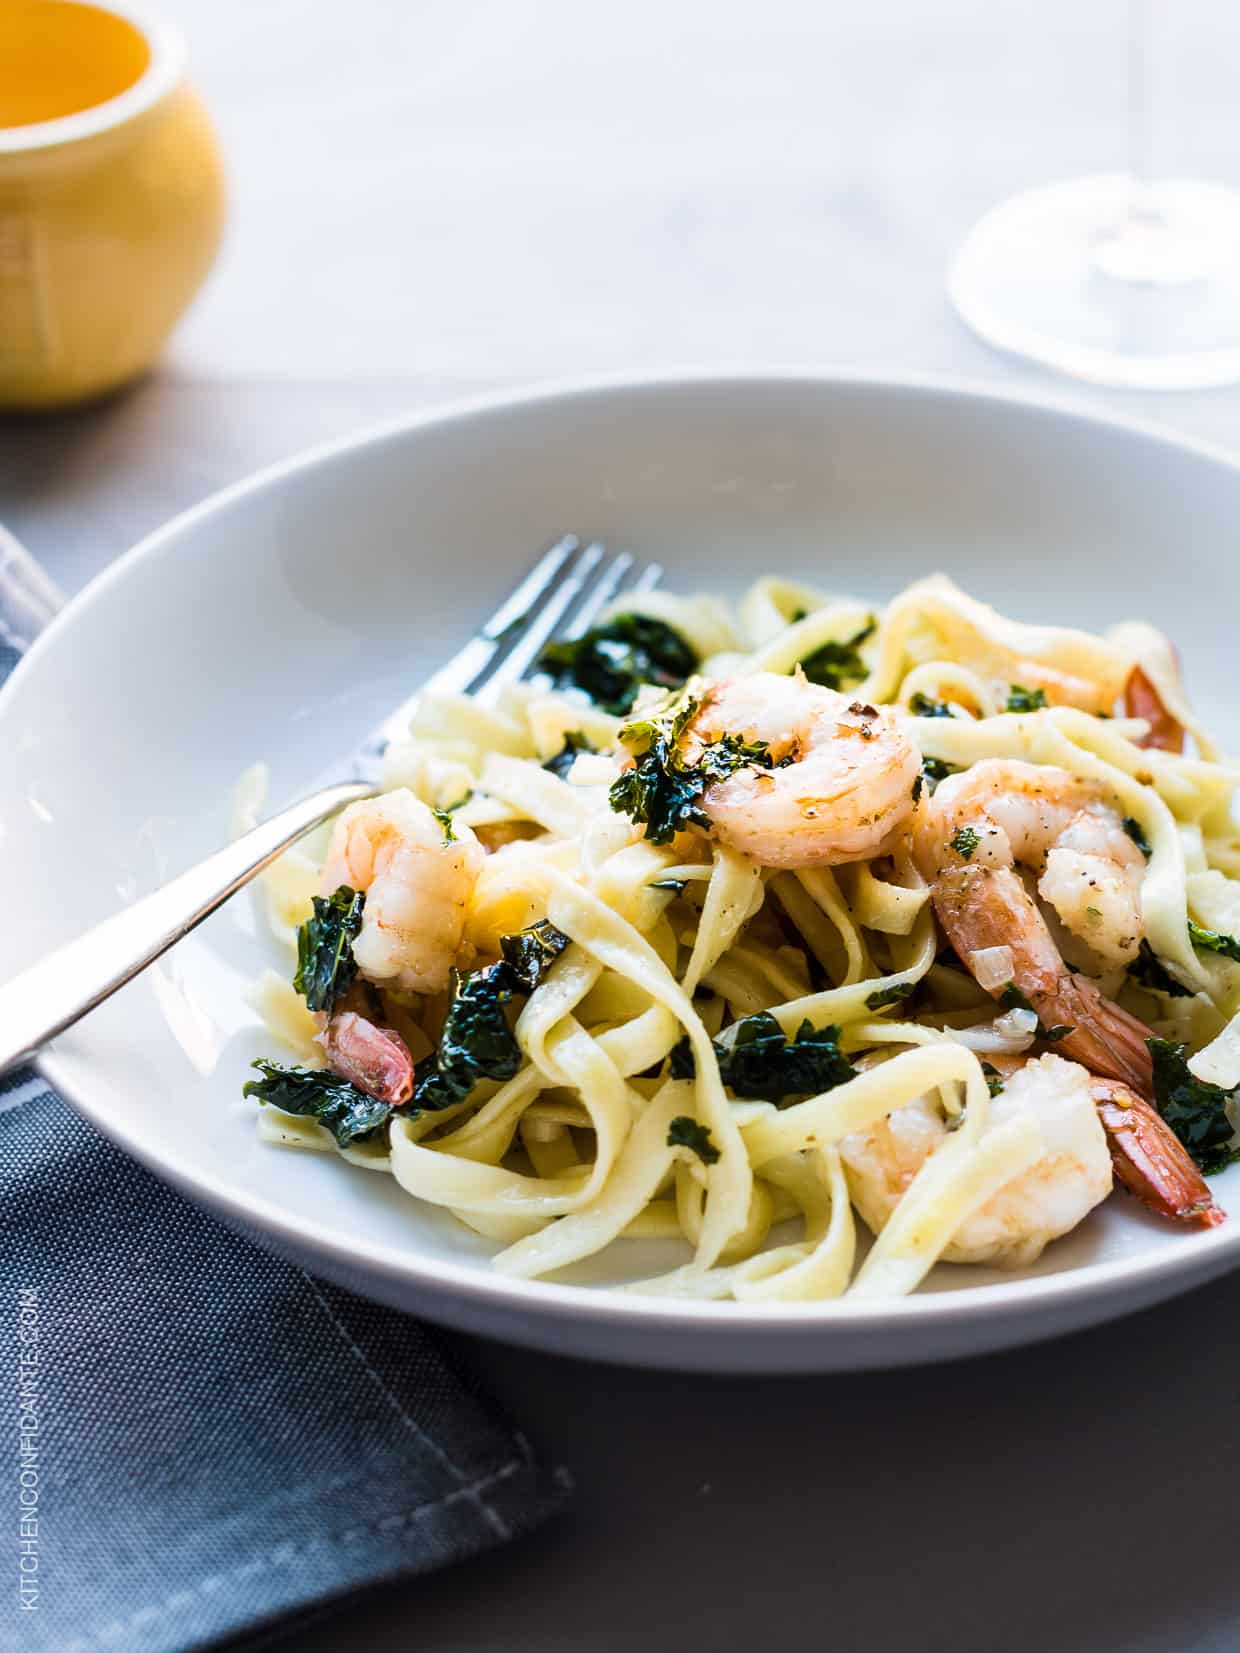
(0, 541, 570, 1653)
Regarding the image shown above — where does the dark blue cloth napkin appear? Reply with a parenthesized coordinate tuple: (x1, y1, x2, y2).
(0, 634, 569, 1653)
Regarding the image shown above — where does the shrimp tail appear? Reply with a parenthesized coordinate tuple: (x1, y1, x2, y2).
(320, 1010, 414, 1104)
(1045, 975, 1155, 1100)
(1090, 1078, 1225, 1228)
(1124, 664, 1185, 754)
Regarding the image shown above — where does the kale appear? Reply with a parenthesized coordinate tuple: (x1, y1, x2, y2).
(431, 806, 456, 844)
(499, 919, 572, 992)
(1005, 684, 1048, 713)
(1148, 1038, 1240, 1174)
(666, 1116, 720, 1165)
(542, 731, 593, 781)
(1122, 816, 1153, 859)
(865, 981, 915, 1011)
(798, 620, 876, 690)
(608, 694, 773, 845)
(1188, 920, 1240, 965)
(911, 774, 924, 805)
(980, 1061, 1005, 1098)
(243, 1061, 392, 1148)
(909, 692, 953, 719)
(949, 825, 980, 860)
(413, 921, 570, 1111)
(1042, 1024, 1073, 1043)
(921, 757, 957, 792)
(1128, 940, 1194, 999)
(998, 983, 1034, 1013)
(292, 886, 365, 1015)
(539, 613, 698, 715)
(673, 1014, 856, 1104)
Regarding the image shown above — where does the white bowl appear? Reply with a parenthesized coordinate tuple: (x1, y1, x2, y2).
(5, 373, 1239, 1372)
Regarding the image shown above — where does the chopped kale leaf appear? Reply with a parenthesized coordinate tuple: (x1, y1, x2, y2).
(609, 693, 773, 845)
(666, 1116, 720, 1165)
(1188, 919, 1240, 965)
(664, 1015, 856, 1103)
(1148, 1038, 1240, 1174)
(865, 981, 916, 1011)
(431, 806, 456, 844)
(981, 1061, 1005, 1098)
(909, 692, 953, 719)
(499, 919, 571, 992)
(921, 757, 957, 792)
(539, 612, 698, 715)
(998, 983, 1035, 1013)
(949, 825, 980, 860)
(1041, 1024, 1073, 1043)
(293, 885, 365, 1015)
(413, 921, 569, 1111)
(1122, 816, 1153, 859)
(911, 773, 924, 805)
(542, 731, 594, 781)
(243, 1061, 392, 1148)
(1128, 940, 1193, 999)
(1005, 684, 1048, 713)
(798, 620, 876, 690)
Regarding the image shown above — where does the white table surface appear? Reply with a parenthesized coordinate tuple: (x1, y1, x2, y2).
(6, 3, 1240, 1648)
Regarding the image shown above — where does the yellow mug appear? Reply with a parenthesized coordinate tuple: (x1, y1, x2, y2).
(0, 0, 225, 409)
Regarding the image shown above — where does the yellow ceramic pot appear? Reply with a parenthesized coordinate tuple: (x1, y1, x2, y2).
(0, 0, 225, 409)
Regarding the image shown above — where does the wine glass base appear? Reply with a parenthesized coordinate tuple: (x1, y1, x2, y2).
(949, 174, 1240, 389)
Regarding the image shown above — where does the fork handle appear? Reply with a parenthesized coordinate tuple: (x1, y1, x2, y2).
(0, 780, 373, 1075)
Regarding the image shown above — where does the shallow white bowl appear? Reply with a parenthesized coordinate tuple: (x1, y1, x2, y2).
(5, 373, 1240, 1372)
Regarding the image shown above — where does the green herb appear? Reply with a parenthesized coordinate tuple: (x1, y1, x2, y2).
(243, 1061, 392, 1148)
(1188, 919, 1240, 965)
(499, 919, 572, 992)
(798, 620, 876, 690)
(539, 613, 698, 715)
(949, 826, 980, 860)
(1005, 684, 1048, 713)
(981, 1061, 1005, 1098)
(431, 806, 456, 844)
(542, 731, 593, 781)
(865, 981, 915, 1011)
(909, 692, 953, 719)
(292, 886, 365, 1015)
(1042, 1024, 1073, 1043)
(1128, 940, 1193, 999)
(670, 1014, 857, 1104)
(1122, 816, 1152, 859)
(911, 774, 924, 805)
(609, 693, 773, 846)
(1148, 1038, 1240, 1174)
(921, 757, 957, 792)
(998, 983, 1034, 1013)
(413, 921, 570, 1111)
(666, 1116, 720, 1165)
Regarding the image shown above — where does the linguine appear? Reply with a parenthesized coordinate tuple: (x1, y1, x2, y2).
(237, 571, 1240, 1301)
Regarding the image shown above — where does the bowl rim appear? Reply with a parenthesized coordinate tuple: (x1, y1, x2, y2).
(9, 366, 1240, 1339)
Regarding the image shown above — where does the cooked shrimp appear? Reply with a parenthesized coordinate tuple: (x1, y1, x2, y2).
(320, 788, 483, 995)
(916, 759, 1146, 969)
(839, 1053, 1112, 1267)
(687, 672, 920, 868)
(1125, 664, 1184, 754)
(1091, 1076, 1223, 1227)
(319, 1009, 414, 1104)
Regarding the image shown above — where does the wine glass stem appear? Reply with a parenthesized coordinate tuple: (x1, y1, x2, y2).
(1128, 0, 1154, 207)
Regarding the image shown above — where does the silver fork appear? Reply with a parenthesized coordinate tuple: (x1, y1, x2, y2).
(0, 539, 661, 1074)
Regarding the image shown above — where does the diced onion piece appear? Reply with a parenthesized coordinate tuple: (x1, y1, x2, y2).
(969, 946, 1015, 991)
(951, 1014, 1037, 1055)
(1189, 1011, 1240, 1090)
(994, 1007, 1039, 1039)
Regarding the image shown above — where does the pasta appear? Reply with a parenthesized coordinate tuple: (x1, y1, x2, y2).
(240, 570, 1240, 1301)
